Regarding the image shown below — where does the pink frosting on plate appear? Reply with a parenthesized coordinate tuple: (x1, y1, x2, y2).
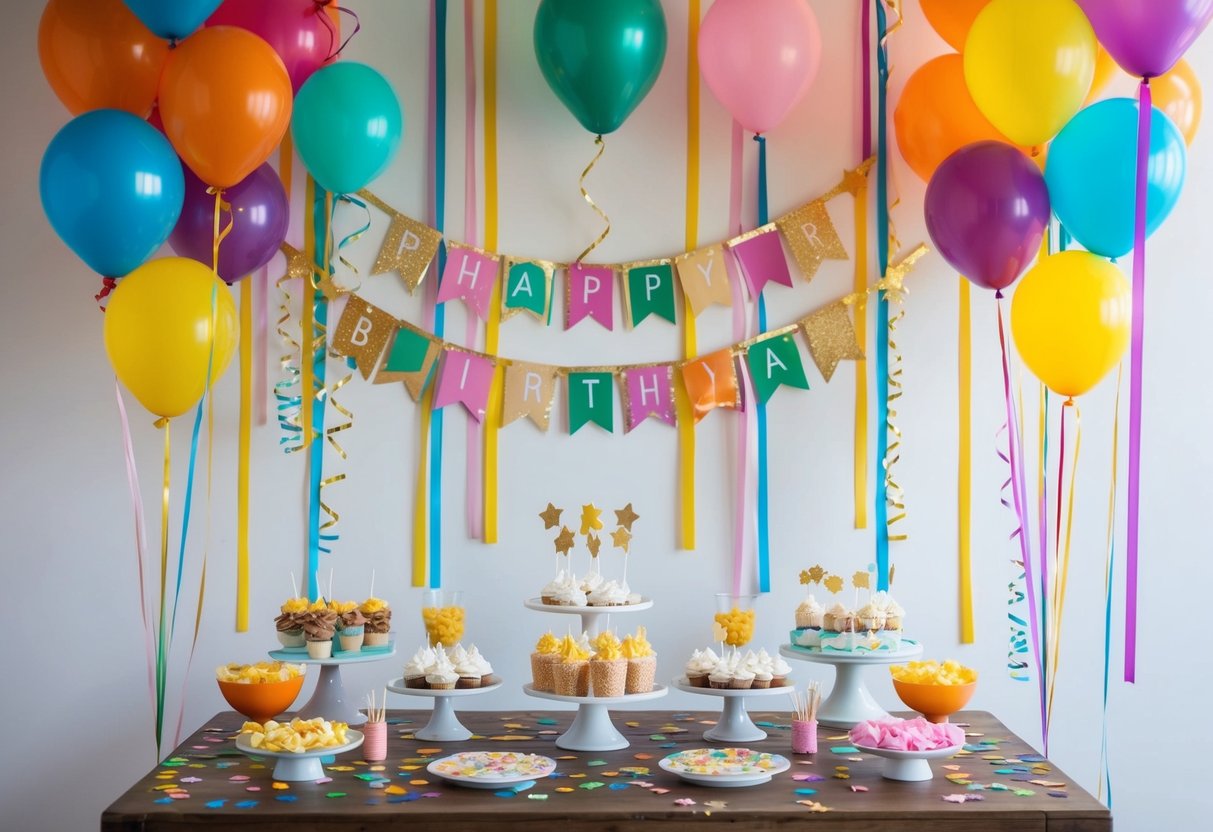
(848, 717, 965, 751)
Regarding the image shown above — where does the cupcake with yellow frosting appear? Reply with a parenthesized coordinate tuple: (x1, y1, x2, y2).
(530, 632, 561, 693)
(275, 596, 309, 648)
(590, 631, 627, 697)
(621, 626, 657, 694)
(302, 599, 338, 659)
(361, 596, 392, 647)
(552, 634, 591, 697)
(332, 601, 367, 652)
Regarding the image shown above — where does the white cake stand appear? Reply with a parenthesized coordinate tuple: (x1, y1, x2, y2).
(522, 683, 668, 751)
(779, 641, 923, 729)
(671, 679, 795, 743)
(234, 729, 364, 782)
(268, 645, 396, 726)
(854, 744, 962, 782)
(385, 677, 503, 741)
(522, 598, 652, 637)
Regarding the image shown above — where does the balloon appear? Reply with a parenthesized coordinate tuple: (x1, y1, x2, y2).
(40, 110, 184, 278)
(158, 26, 292, 189)
(924, 141, 1051, 292)
(120, 0, 222, 40)
(1152, 59, 1202, 146)
(920, 0, 991, 52)
(291, 62, 403, 195)
(1076, 0, 1213, 80)
(105, 257, 238, 418)
(207, 0, 334, 93)
(169, 164, 288, 284)
(963, 0, 1096, 147)
(698, 0, 821, 135)
(1085, 46, 1123, 104)
(1045, 98, 1187, 258)
(894, 54, 1024, 183)
(534, 0, 668, 135)
(1011, 251, 1130, 399)
(38, 0, 168, 117)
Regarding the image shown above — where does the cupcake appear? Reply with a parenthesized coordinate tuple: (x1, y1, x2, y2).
(530, 632, 561, 692)
(621, 626, 657, 694)
(466, 644, 493, 685)
(580, 570, 605, 595)
(552, 635, 591, 696)
(685, 648, 718, 688)
(752, 649, 774, 689)
(404, 645, 436, 689)
(590, 631, 627, 697)
(795, 595, 824, 630)
(275, 596, 309, 648)
(453, 644, 483, 688)
(425, 651, 458, 690)
(770, 653, 792, 687)
(823, 602, 848, 632)
(302, 599, 338, 659)
(361, 596, 392, 646)
(332, 601, 366, 652)
(587, 579, 630, 607)
(730, 658, 756, 690)
(857, 600, 886, 632)
(883, 596, 905, 631)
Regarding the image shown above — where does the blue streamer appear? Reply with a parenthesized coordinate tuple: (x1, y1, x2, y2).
(307, 185, 332, 601)
(429, 0, 448, 590)
(874, 0, 891, 592)
(754, 134, 771, 594)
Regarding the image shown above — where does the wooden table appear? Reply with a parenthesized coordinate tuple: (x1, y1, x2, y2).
(103, 709, 1110, 831)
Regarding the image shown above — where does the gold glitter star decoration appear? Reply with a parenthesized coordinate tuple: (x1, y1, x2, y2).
(579, 503, 604, 535)
(852, 571, 871, 590)
(553, 526, 575, 556)
(614, 503, 640, 531)
(610, 526, 632, 553)
(799, 570, 812, 586)
(823, 574, 844, 594)
(586, 533, 602, 558)
(808, 565, 825, 584)
(539, 502, 563, 530)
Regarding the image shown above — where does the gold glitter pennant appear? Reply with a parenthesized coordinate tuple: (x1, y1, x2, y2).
(674, 245, 732, 316)
(374, 323, 442, 401)
(800, 301, 865, 383)
(331, 298, 397, 381)
(359, 189, 443, 292)
(776, 201, 848, 283)
(502, 361, 557, 431)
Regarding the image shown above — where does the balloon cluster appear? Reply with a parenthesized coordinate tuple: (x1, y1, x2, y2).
(904, 0, 1208, 400)
(37, 0, 402, 418)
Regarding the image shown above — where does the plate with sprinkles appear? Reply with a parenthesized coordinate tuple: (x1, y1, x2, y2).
(660, 747, 790, 787)
(427, 751, 557, 788)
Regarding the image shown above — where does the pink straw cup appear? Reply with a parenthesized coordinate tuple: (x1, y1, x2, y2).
(362, 721, 387, 762)
(792, 718, 818, 754)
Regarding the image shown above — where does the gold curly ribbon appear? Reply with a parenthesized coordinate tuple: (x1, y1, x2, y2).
(575, 135, 610, 265)
(274, 243, 310, 453)
(883, 299, 907, 542)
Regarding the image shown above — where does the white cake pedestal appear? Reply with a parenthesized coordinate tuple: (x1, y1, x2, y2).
(385, 677, 503, 741)
(268, 646, 396, 726)
(235, 730, 363, 782)
(672, 679, 795, 742)
(522, 684, 667, 751)
(854, 744, 962, 781)
(522, 598, 651, 637)
(778, 641, 923, 729)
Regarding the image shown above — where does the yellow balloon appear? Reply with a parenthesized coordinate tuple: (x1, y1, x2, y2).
(964, 0, 1096, 148)
(104, 257, 238, 418)
(1010, 251, 1130, 399)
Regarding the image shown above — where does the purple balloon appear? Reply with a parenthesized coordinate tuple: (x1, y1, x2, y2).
(1077, 0, 1213, 79)
(207, 0, 335, 93)
(169, 162, 288, 284)
(924, 141, 1051, 293)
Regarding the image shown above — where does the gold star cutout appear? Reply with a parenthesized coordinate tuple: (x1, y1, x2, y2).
(539, 503, 563, 530)
(808, 565, 825, 584)
(553, 526, 575, 556)
(610, 526, 632, 553)
(280, 242, 315, 282)
(586, 533, 602, 558)
(852, 571, 870, 590)
(840, 161, 872, 196)
(799, 570, 811, 586)
(579, 503, 604, 536)
(823, 574, 844, 594)
(614, 503, 640, 531)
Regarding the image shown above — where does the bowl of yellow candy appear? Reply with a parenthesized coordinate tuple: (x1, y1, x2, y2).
(713, 593, 758, 648)
(216, 661, 306, 724)
(422, 589, 466, 647)
(889, 660, 977, 724)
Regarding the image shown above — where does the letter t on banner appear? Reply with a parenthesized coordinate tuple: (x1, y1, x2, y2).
(567, 371, 615, 433)
(432, 351, 495, 422)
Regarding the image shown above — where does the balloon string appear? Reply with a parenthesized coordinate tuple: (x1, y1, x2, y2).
(96, 277, 118, 310)
(575, 135, 610, 265)
(330, 194, 371, 292)
(1100, 366, 1122, 807)
(317, 1, 361, 62)
(207, 187, 234, 278)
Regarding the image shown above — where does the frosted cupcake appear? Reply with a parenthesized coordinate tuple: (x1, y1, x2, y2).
(530, 632, 561, 693)
(621, 627, 657, 694)
(465, 644, 493, 686)
(857, 600, 887, 632)
(884, 596, 905, 631)
(404, 645, 436, 689)
(275, 596, 309, 648)
(590, 631, 627, 697)
(361, 596, 392, 646)
(553, 635, 591, 697)
(332, 601, 367, 652)
(825, 602, 856, 633)
(302, 599, 338, 659)
(587, 579, 630, 607)
(685, 648, 718, 688)
(770, 653, 792, 687)
(425, 651, 458, 690)
(795, 595, 824, 630)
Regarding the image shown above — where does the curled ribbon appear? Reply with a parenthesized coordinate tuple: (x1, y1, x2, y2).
(883, 300, 907, 543)
(317, 1, 361, 61)
(575, 135, 610, 265)
(274, 246, 309, 452)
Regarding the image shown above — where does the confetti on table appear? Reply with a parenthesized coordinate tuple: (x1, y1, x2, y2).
(795, 788, 818, 796)
(1048, 791, 1068, 798)
(409, 779, 430, 785)
(651, 787, 671, 795)
(580, 782, 605, 790)
(609, 783, 629, 791)
(831, 746, 859, 754)
(674, 798, 696, 806)
(245, 786, 260, 792)
(1014, 789, 1036, 797)
(385, 785, 406, 795)
(587, 760, 607, 767)
(850, 785, 869, 792)
(942, 764, 961, 771)
(556, 787, 575, 793)
(1031, 780, 1066, 788)
(275, 795, 297, 803)
(797, 800, 831, 812)
(205, 800, 226, 809)
(538, 718, 558, 725)
(235, 800, 258, 809)
(228, 775, 250, 782)
(650, 735, 667, 741)
(792, 773, 825, 782)
(626, 721, 641, 728)
(326, 792, 347, 799)
(557, 755, 579, 761)
(633, 753, 653, 760)
(528, 793, 549, 800)
(942, 794, 971, 803)
(315, 777, 333, 785)
(180, 777, 202, 784)
(416, 748, 443, 755)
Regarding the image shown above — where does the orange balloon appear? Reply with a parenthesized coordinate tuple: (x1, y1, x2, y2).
(894, 54, 1024, 182)
(158, 27, 292, 189)
(921, 0, 991, 52)
(1085, 46, 1123, 104)
(1153, 59, 1202, 146)
(38, 0, 168, 117)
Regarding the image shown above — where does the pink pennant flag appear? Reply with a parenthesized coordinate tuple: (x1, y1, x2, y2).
(432, 350, 495, 422)
(623, 366, 675, 432)
(566, 264, 614, 330)
(729, 228, 794, 299)
(436, 245, 499, 320)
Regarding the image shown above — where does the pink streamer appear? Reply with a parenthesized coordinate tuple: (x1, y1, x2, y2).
(463, 0, 483, 539)
(1125, 79, 1151, 683)
(254, 265, 268, 426)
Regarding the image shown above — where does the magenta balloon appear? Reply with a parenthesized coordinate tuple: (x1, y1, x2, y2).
(169, 163, 288, 284)
(1076, 0, 1213, 79)
(924, 142, 1051, 293)
(207, 0, 333, 93)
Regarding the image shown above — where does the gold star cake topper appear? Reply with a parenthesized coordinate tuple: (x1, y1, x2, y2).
(823, 574, 844, 594)
(579, 503, 604, 535)
(610, 526, 632, 553)
(586, 533, 602, 558)
(539, 502, 563, 530)
(614, 503, 640, 531)
(553, 526, 575, 556)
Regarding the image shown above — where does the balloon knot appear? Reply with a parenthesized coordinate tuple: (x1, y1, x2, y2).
(994, 290, 1004, 300)
(168, 37, 179, 50)
(153, 417, 170, 430)
(1063, 397, 1075, 407)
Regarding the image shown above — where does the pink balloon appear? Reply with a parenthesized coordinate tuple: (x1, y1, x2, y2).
(698, 0, 822, 134)
(207, 0, 334, 93)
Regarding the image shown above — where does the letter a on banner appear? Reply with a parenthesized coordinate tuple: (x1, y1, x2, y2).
(680, 348, 741, 423)
(567, 371, 614, 433)
(502, 258, 555, 321)
(746, 333, 810, 403)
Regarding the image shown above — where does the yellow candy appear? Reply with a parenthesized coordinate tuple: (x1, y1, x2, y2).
(422, 605, 465, 647)
(713, 607, 755, 647)
(240, 717, 349, 753)
(889, 659, 977, 685)
(216, 661, 305, 684)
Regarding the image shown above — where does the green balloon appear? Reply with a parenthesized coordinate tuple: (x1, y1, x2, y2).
(534, 0, 668, 135)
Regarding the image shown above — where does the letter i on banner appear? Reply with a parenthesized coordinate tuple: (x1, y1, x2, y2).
(432, 350, 495, 422)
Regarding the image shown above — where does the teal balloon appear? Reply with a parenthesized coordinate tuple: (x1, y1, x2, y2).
(534, 0, 668, 135)
(291, 62, 403, 195)
(1045, 99, 1187, 258)
(122, 0, 222, 40)
(40, 109, 184, 278)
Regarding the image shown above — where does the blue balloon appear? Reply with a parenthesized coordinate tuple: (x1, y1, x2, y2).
(291, 62, 404, 195)
(121, 0, 222, 40)
(40, 110, 185, 278)
(1045, 99, 1187, 259)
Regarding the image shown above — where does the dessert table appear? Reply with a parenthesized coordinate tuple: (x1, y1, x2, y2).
(102, 710, 1109, 831)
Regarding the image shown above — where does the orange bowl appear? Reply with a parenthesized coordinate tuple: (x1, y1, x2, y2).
(892, 678, 976, 724)
(217, 676, 305, 724)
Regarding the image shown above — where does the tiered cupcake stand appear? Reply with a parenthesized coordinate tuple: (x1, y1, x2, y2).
(268, 644, 396, 726)
(672, 678, 794, 743)
(779, 639, 923, 728)
(385, 676, 504, 741)
(522, 597, 667, 751)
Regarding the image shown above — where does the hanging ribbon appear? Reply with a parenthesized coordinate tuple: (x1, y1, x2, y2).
(1100, 366, 1122, 807)
(1046, 398, 1081, 740)
(873, 0, 892, 590)
(303, 181, 332, 600)
(1038, 382, 1050, 729)
(854, 0, 871, 532)
(429, 0, 449, 589)
(483, 0, 502, 543)
(958, 277, 973, 643)
(237, 277, 252, 632)
(463, 0, 483, 540)
(575, 135, 610, 265)
(753, 133, 772, 594)
(999, 417, 1030, 682)
(1125, 78, 1151, 684)
(318, 0, 361, 61)
(154, 417, 170, 755)
(729, 118, 749, 597)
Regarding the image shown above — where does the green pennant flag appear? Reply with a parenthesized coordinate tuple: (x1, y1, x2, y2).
(567, 372, 614, 434)
(625, 262, 677, 326)
(503, 259, 552, 321)
(746, 333, 810, 403)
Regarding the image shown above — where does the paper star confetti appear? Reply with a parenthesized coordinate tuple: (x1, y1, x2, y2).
(539, 503, 563, 529)
(614, 503, 640, 530)
(586, 533, 602, 558)
(554, 526, 575, 556)
(579, 503, 604, 535)
(610, 526, 632, 552)
(797, 800, 831, 812)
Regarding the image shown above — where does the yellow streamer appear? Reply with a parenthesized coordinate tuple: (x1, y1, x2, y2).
(958, 277, 973, 642)
(575, 136, 610, 264)
(1047, 400, 1081, 731)
(237, 278, 252, 631)
(853, 178, 869, 529)
(412, 382, 435, 587)
(678, 0, 701, 551)
(483, 0, 501, 543)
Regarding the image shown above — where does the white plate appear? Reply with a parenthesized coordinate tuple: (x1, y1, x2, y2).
(852, 743, 962, 782)
(522, 682, 668, 705)
(779, 640, 923, 665)
(385, 676, 503, 696)
(427, 752, 557, 789)
(235, 728, 364, 782)
(659, 750, 790, 788)
(672, 679, 796, 697)
(523, 597, 653, 614)
(268, 645, 396, 666)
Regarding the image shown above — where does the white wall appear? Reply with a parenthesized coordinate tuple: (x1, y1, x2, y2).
(2, 1, 1210, 829)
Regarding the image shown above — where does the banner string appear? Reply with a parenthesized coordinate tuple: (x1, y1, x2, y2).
(482, 0, 502, 543)
(677, 0, 701, 552)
